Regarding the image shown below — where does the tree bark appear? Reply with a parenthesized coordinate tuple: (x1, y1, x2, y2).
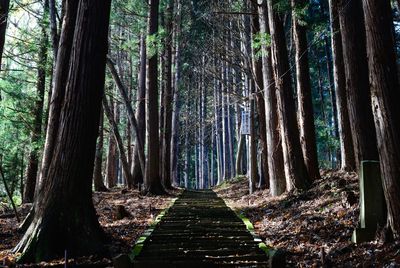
(106, 58, 146, 182)
(132, 34, 147, 186)
(0, 0, 9, 68)
(251, 2, 269, 189)
(93, 112, 108, 192)
(249, 81, 258, 194)
(15, 0, 111, 261)
(258, 0, 286, 196)
(161, 0, 174, 189)
(170, 0, 182, 186)
(328, 0, 355, 171)
(39, 0, 79, 188)
(338, 0, 378, 169)
(267, 1, 310, 191)
(291, 0, 320, 181)
(49, 0, 59, 60)
(106, 98, 118, 188)
(145, 0, 165, 195)
(362, 0, 400, 238)
(103, 97, 134, 188)
(132, 34, 147, 184)
(23, 2, 49, 203)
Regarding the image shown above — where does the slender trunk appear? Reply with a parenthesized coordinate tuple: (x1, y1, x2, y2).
(132, 34, 147, 185)
(235, 134, 245, 175)
(251, 3, 269, 189)
(106, 58, 146, 181)
(249, 81, 258, 194)
(221, 63, 230, 180)
(24, 3, 49, 203)
(103, 97, 134, 188)
(328, 0, 355, 171)
(267, 1, 310, 191)
(49, 0, 59, 60)
(106, 98, 117, 188)
(362, 0, 400, 238)
(170, 0, 181, 186)
(161, 0, 174, 189)
(0, 0, 10, 68)
(93, 112, 107, 192)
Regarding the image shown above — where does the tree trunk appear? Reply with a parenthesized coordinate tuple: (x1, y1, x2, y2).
(93, 112, 108, 192)
(221, 63, 231, 181)
(267, 1, 310, 191)
(251, 2, 269, 189)
(106, 58, 146, 182)
(103, 97, 134, 188)
(291, 0, 320, 181)
(39, 0, 79, 189)
(170, 0, 181, 187)
(15, 0, 111, 261)
(49, 0, 59, 60)
(249, 81, 258, 194)
(23, 2, 49, 203)
(362, 0, 400, 239)
(0, 0, 10, 68)
(328, 0, 355, 171)
(161, 0, 174, 189)
(132, 34, 147, 186)
(338, 0, 378, 169)
(106, 98, 118, 188)
(146, 0, 165, 195)
(258, 1, 286, 196)
(235, 134, 245, 176)
(214, 60, 223, 185)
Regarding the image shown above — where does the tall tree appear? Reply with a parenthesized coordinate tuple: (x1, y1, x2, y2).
(291, 0, 320, 181)
(39, 0, 79, 188)
(362, 0, 400, 238)
(15, 0, 112, 261)
(145, 0, 165, 194)
(170, 0, 182, 187)
(93, 112, 108, 192)
(105, 97, 118, 188)
(132, 34, 147, 186)
(258, 0, 286, 196)
(23, 0, 49, 203)
(103, 97, 134, 188)
(161, 0, 174, 189)
(251, 1, 268, 189)
(267, 1, 310, 191)
(0, 0, 9, 67)
(328, 0, 355, 171)
(338, 0, 378, 169)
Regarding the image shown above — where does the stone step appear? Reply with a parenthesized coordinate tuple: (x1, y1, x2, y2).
(132, 190, 270, 267)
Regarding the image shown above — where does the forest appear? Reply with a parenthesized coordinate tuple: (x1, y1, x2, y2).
(0, 0, 400, 266)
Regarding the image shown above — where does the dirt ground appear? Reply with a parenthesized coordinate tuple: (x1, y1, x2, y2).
(1, 171, 400, 267)
(0, 188, 180, 267)
(215, 170, 400, 267)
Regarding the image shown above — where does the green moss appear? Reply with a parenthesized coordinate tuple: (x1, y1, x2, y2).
(129, 197, 179, 260)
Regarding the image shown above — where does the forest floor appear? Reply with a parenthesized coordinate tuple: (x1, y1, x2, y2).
(1, 171, 400, 267)
(0, 188, 181, 267)
(215, 170, 400, 267)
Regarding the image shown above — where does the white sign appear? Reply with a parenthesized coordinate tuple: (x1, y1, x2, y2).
(241, 111, 250, 135)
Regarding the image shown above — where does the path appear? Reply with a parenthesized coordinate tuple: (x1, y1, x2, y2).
(133, 190, 269, 267)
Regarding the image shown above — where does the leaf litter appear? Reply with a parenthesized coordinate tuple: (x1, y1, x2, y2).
(215, 170, 400, 267)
